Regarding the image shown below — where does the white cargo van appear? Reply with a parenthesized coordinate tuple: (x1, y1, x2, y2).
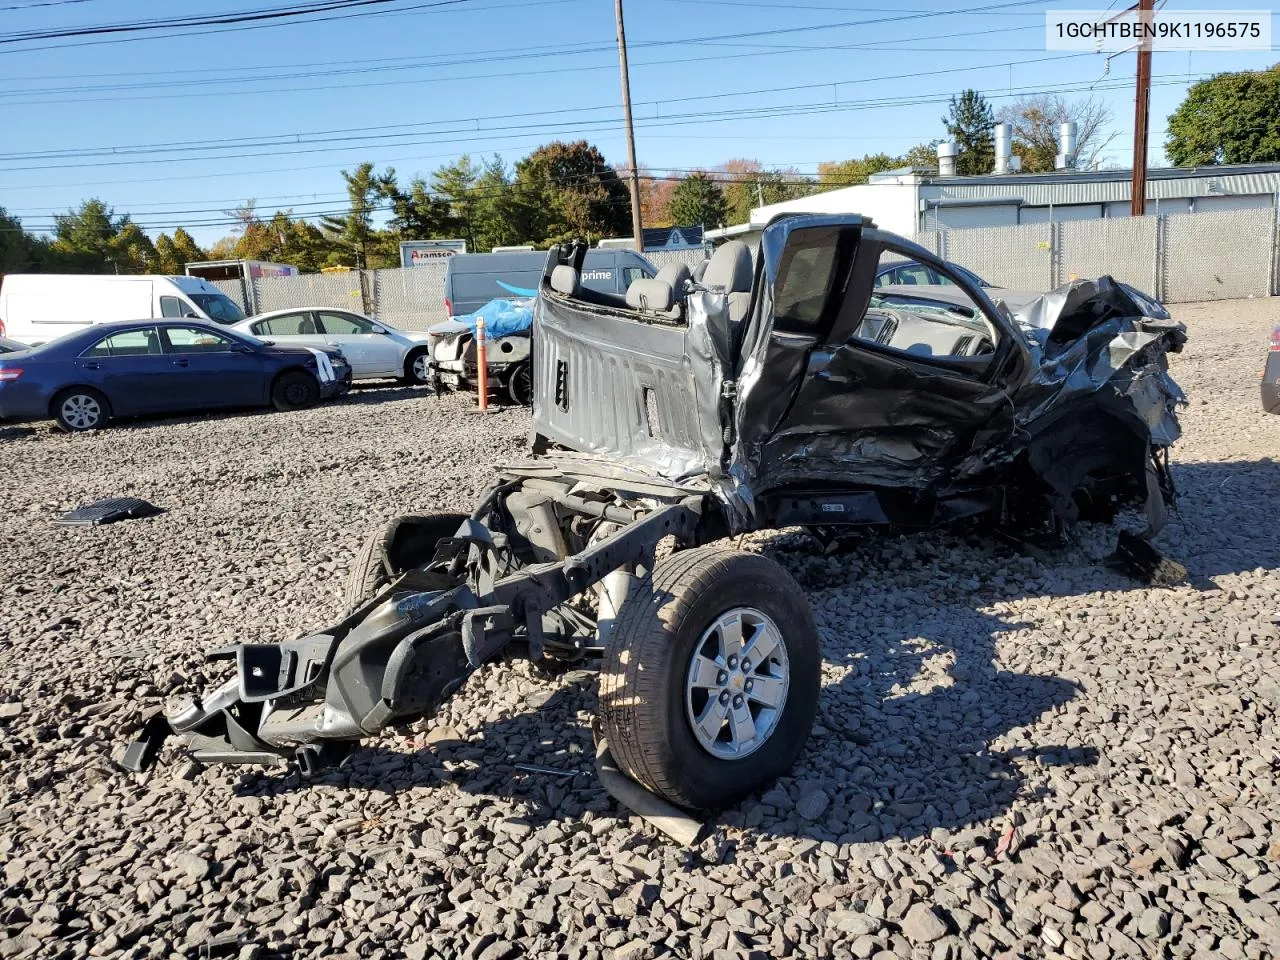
(0, 274, 247, 345)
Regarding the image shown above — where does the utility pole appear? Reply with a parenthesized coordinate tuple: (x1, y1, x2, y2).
(615, 0, 644, 253)
(1130, 0, 1154, 216)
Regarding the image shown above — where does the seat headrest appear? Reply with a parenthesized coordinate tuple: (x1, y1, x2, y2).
(654, 262, 692, 297)
(702, 241, 752, 293)
(625, 278, 676, 314)
(550, 265, 580, 297)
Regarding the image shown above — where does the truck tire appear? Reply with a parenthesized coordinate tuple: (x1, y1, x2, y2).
(343, 512, 468, 614)
(598, 547, 821, 810)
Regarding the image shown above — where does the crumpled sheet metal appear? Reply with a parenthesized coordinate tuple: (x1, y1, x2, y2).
(717, 272, 1186, 532)
(1011, 278, 1186, 449)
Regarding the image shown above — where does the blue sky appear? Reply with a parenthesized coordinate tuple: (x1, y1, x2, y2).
(1, 0, 1276, 246)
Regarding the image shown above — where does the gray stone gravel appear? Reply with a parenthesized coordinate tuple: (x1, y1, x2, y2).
(1, 298, 1279, 959)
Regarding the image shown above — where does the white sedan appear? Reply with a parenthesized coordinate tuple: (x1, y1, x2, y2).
(232, 308, 433, 384)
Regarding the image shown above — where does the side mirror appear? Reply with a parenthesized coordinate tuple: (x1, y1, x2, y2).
(184, 312, 201, 320)
(370, 324, 386, 335)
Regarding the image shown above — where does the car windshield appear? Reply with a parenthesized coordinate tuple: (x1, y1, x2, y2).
(221, 325, 264, 348)
(189, 293, 245, 324)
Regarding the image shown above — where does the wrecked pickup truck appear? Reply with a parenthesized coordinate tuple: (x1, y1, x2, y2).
(123, 214, 1185, 811)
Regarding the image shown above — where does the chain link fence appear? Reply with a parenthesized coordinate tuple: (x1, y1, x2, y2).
(208, 278, 249, 313)
(1160, 206, 1276, 303)
(252, 272, 365, 315)
(646, 249, 711, 272)
(921, 207, 1279, 301)
(932, 222, 1055, 292)
(236, 209, 1277, 323)
(369, 264, 448, 331)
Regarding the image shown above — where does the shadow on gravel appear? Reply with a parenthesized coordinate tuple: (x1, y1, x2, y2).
(232, 458, 1279, 841)
(236, 672, 602, 829)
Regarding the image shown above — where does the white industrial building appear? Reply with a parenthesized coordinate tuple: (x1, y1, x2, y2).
(707, 127, 1280, 248)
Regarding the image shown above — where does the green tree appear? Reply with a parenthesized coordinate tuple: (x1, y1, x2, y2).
(110, 223, 158, 273)
(903, 140, 944, 169)
(472, 155, 531, 251)
(667, 171, 729, 228)
(514, 141, 631, 245)
(388, 177, 455, 241)
(170, 228, 205, 268)
(1166, 65, 1280, 166)
(943, 90, 996, 175)
(321, 162, 397, 269)
(431, 155, 481, 246)
(50, 199, 121, 272)
(817, 153, 901, 188)
(154, 228, 205, 273)
(0, 207, 49, 273)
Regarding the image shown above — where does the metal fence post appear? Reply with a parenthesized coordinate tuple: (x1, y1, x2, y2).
(360, 270, 375, 316)
(1051, 221, 1062, 289)
(1154, 215, 1166, 303)
(1271, 197, 1280, 297)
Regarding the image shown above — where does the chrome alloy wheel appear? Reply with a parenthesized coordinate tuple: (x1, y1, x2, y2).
(684, 607, 791, 759)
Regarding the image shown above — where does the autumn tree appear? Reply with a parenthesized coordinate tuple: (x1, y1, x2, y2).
(943, 90, 996, 175)
(716, 159, 813, 224)
(1166, 65, 1280, 166)
(998, 94, 1115, 171)
(619, 163, 675, 229)
(817, 153, 901, 188)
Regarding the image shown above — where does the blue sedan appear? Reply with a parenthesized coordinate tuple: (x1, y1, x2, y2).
(0, 320, 351, 432)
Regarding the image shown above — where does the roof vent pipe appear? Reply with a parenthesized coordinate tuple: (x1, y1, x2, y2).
(1056, 121, 1078, 170)
(937, 141, 958, 177)
(994, 122, 1012, 174)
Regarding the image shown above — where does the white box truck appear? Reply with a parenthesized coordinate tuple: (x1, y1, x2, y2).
(185, 259, 297, 315)
(0, 274, 247, 345)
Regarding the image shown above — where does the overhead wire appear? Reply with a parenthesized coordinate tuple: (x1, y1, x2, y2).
(0, 0, 1049, 54)
(7, 72, 1207, 233)
(0, 50, 1102, 164)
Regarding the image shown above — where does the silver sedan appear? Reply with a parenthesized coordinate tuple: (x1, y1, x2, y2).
(232, 308, 433, 384)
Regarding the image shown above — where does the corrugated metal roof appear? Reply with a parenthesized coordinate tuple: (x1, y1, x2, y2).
(920, 162, 1280, 206)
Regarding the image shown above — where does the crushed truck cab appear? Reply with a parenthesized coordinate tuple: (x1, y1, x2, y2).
(124, 215, 1185, 811)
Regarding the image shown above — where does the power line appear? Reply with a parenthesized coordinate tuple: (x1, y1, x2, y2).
(3, 73, 1205, 232)
(0, 0, 566, 54)
(0, 50, 1098, 164)
(0, 0, 1047, 55)
(0, 0, 101, 9)
(0, 33, 1052, 107)
(0, 0, 467, 44)
(0, 16, 1040, 87)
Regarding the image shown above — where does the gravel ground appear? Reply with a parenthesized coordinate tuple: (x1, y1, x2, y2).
(1, 297, 1278, 960)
